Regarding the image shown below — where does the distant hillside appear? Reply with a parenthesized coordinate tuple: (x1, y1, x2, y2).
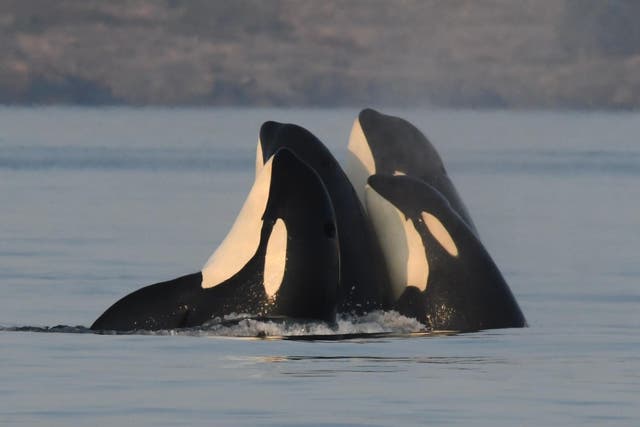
(1, 0, 640, 108)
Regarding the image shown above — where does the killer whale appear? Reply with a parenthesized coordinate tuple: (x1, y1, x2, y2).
(256, 121, 391, 313)
(91, 110, 526, 333)
(365, 174, 526, 331)
(91, 148, 339, 331)
(347, 108, 477, 233)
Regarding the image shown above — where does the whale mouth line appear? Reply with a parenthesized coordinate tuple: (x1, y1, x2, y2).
(1, 311, 460, 339)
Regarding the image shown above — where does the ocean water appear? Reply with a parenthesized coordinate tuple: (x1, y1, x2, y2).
(1, 107, 639, 426)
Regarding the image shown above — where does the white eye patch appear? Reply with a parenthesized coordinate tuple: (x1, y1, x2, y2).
(365, 186, 429, 300)
(263, 218, 288, 299)
(421, 211, 459, 257)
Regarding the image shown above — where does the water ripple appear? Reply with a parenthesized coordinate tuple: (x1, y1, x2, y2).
(0, 146, 253, 171)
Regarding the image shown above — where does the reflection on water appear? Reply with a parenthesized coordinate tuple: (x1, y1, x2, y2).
(275, 355, 506, 364)
(252, 354, 509, 377)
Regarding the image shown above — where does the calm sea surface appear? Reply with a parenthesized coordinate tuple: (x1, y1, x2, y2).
(1, 107, 639, 426)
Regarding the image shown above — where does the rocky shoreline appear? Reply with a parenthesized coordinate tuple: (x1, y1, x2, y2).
(2, 0, 639, 108)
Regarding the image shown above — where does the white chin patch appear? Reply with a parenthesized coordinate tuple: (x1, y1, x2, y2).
(200, 157, 274, 289)
(365, 186, 429, 301)
(263, 218, 288, 299)
(421, 211, 459, 257)
(346, 118, 376, 205)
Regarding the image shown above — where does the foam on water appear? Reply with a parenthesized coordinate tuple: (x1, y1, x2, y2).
(0, 310, 428, 339)
(194, 310, 427, 338)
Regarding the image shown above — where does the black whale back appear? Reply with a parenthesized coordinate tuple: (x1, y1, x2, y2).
(91, 148, 340, 331)
(259, 121, 391, 312)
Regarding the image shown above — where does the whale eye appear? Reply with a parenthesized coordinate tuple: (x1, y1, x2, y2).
(421, 211, 458, 257)
(324, 222, 336, 238)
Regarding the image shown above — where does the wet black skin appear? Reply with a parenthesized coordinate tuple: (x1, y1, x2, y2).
(91, 148, 339, 331)
(368, 174, 526, 332)
(358, 108, 477, 234)
(259, 121, 392, 313)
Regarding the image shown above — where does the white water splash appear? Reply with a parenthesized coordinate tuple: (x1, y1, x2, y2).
(185, 310, 426, 338)
(1, 311, 428, 338)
